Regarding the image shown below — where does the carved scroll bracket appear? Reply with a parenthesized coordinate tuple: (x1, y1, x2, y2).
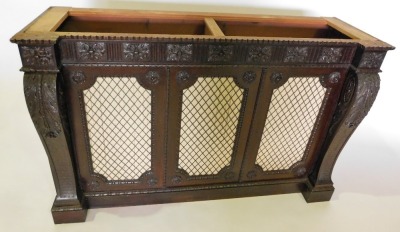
(310, 71, 380, 189)
(344, 73, 380, 128)
(24, 74, 62, 138)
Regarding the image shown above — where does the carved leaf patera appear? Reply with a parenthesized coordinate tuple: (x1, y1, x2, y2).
(166, 44, 193, 62)
(318, 47, 343, 63)
(247, 45, 272, 63)
(21, 46, 54, 66)
(77, 42, 106, 61)
(359, 52, 385, 68)
(208, 45, 233, 62)
(123, 43, 150, 61)
(284, 47, 309, 62)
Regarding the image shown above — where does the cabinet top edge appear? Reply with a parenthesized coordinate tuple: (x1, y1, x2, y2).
(10, 6, 395, 51)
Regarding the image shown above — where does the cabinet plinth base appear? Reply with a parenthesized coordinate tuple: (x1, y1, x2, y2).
(51, 201, 88, 224)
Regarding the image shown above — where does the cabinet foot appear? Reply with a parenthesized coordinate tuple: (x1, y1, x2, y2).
(51, 199, 87, 224)
(301, 182, 334, 203)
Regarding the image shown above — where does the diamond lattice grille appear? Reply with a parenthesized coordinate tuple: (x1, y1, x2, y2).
(256, 77, 326, 171)
(84, 77, 152, 180)
(179, 77, 243, 176)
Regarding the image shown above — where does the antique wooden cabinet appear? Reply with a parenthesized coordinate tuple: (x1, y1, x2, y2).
(11, 7, 394, 223)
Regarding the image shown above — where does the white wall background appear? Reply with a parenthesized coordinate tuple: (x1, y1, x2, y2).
(1, 1, 399, 232)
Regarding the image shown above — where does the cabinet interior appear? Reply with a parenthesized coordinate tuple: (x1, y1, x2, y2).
(57, 14, 351, 39)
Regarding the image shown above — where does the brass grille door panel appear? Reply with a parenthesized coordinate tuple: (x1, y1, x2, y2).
(241, 67, 347, 181)
(64, 66, 167, 191)
(167, 67, 262, 186)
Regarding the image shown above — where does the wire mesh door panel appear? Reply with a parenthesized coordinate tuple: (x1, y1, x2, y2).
(63, 66, 167, 191)
(240, 67, 347, 181)
(166, 67, 262, 186)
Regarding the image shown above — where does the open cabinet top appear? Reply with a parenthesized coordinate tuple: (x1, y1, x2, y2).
(11, 7, 394, 50)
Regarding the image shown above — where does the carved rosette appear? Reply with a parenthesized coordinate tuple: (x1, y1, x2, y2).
(284, 47, 309, 62)
(166, 44, 193, 62)
(270, 73, 284, 85)
(320, 72, 341, 87)
(247, 45, 272, 63)
(242, 71, 256, 84)
(208, 45, 233, 62)
(318, 47, 343, 63)
(77, 42, 106, 61)
(145, 71, 160, 85)
(24, 74, 62, 138)
(171, 175, 182, 184)
(291, 162, 307, 177)
(88, 180, 100, 190)
(344, 74, 380, 128)
(359, 52, 385, 68)
(176, 70, 190, 84)
(246, 170, 257, 179)
(123, 43, 150, 61)
(20, 46, 54, 66)
(71, 71, 86, 84)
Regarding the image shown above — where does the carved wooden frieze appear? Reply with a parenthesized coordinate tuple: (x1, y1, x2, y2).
(246, 45, 272, 63)
(123, 43, 150, 61)
(318, 47, 343, 63)
(284, 46, 309, 62)
(208, 45, 234, 62)
(24, 73, 62, 138)
(359, 52, 385, 68)
(58, 39, 358, 65)
(166, 44, 193, 62)
(77, 42, 106, 61)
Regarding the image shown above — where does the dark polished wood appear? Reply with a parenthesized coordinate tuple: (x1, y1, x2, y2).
(11, 7, 394, 223)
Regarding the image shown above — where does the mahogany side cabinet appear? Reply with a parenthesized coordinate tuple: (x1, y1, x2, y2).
(11, 7, 394, 223)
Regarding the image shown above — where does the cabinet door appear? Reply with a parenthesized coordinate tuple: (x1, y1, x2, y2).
(166, 67, 262, 186)
(240, 67, 347, 181)
(63, 66, 167, 191)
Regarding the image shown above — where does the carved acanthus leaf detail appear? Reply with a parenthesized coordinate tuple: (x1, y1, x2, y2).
(208, 45, 233, 62)
(166, 44, 193, 62)
(24, 74, 62, 138)
(77, 42, 106, 61)
(123, 43, 150, 61)
(345, 74, 380, 128)
(21, 46, 54, 66)
(284, 47, 309, 62)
